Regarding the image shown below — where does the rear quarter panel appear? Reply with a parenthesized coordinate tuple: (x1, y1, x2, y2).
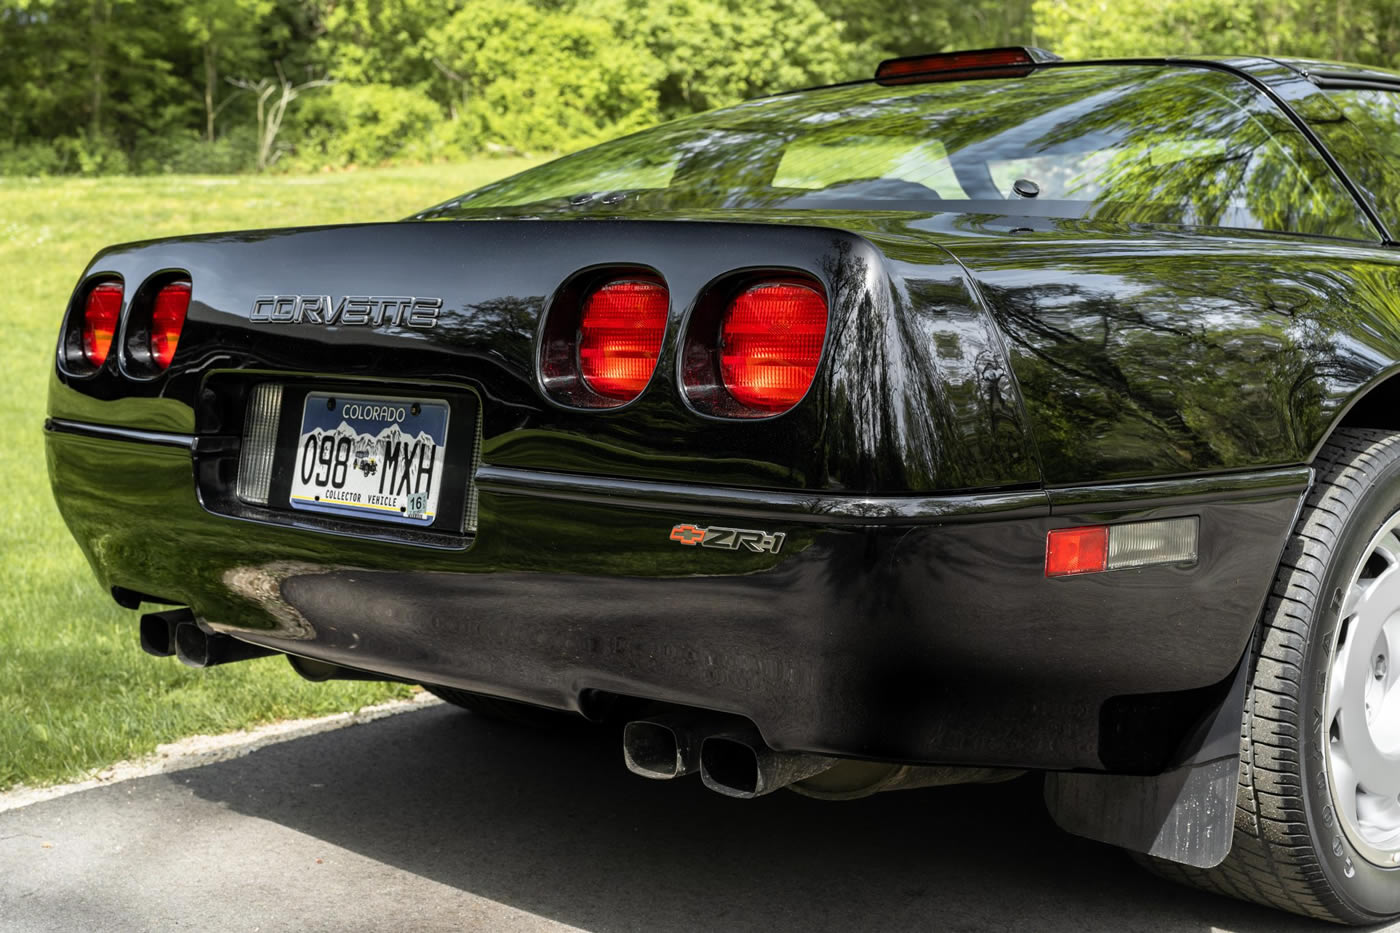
(921, 217, 1400, 483)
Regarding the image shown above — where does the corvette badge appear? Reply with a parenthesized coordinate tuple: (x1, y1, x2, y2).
(251, 295, 442, 329)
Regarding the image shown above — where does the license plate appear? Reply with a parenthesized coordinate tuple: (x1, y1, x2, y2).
(289, 393, 449, 526)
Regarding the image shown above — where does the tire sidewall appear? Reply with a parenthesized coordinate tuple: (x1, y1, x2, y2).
(1299, 457, 1400, 920)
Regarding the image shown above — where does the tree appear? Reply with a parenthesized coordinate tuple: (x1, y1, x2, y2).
(228, 63, 333, 170)
(311, 0, 450, 88)
(179, 0, 277, 142)
(1033, 0, 1400, 68)
(823, 0, 1038, 59)
(576, 0, 863, 117)
(1, 0, 187, 146)
(424, 0, 661, 152)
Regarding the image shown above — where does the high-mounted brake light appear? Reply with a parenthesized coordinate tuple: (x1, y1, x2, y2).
(719, 282, 827, 413)
(578, 280, 669, 401)
(875, 47, 1059, 84)
(1046, 517, 1198, 577)
(81, 282, 123, 368)
(149, 280, 192, 370)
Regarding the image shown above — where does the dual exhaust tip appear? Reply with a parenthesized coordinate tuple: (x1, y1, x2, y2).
(140, 608, 387, 681)
(623, 713, 835, 798)
(140, 609, 277, 668)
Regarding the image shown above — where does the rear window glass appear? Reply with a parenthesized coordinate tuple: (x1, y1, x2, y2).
(423, 65, 1374, 240)
(1319, 87, 1400, 233)
(771, 136, 960, 192)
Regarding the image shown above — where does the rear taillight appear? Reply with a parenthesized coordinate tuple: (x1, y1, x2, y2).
(578, 280, 669, 401)
(149, 280, 191, 370)
(718, 283, 827, 413)
(81, 282, 123, 368)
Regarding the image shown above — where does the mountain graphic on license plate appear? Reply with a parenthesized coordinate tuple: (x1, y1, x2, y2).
(289, 393, 449, 526)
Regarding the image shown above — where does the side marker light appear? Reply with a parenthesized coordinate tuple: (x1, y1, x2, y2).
(1045, 526, 1108, 577)
(1046, 517, 1198, 577)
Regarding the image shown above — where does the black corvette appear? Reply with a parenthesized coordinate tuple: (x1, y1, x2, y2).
(45, 47, 1400, 922)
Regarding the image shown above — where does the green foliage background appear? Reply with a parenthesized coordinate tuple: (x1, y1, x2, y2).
(8, 0, 1397, 176)
(20, 0, 1377, 175)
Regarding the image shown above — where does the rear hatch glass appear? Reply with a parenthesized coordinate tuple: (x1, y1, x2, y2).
(423, 64, 1373, 240)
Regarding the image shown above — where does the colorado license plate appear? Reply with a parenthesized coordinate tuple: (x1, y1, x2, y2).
(289, 392, 449, 526)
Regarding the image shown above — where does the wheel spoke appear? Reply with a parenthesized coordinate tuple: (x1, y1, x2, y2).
(1342, 581, 1369, 618)
(1355, 792, 1400, 847)
(1375, 530, 1400, 568)
(1331, 730, 1362, 832)
(1382, 617, 1400, 695)
(1330, 630, 1355, 721)
(1369, 687, 1400, 751)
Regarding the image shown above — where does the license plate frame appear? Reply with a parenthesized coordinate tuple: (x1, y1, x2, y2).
(288, 392, 450, 527)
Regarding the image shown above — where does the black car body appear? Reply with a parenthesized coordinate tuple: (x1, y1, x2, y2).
(45, 49, 1400, 923)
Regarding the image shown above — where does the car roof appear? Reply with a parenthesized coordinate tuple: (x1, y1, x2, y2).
(1056, 54, 1400, 89)
(1091, 54, 1400, 90)
(783, 52, 1400, 101)
(1255, 56, 1400, 88)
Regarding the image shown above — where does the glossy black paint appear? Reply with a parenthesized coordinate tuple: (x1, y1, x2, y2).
(50, 220, 1041, 495)
(43, 55, 1400, 775)
(922, 218, 1400, 483)
(46, 420, 1305, 771)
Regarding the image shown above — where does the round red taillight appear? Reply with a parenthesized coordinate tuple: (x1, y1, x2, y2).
(81, 282, 124, 368)
(149, 280, 191, 370)
(719, 283, 827, 413)
(578, 280, 669, 401)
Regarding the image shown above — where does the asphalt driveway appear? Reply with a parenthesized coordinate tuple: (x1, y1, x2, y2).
(1, 702, 1392, 932)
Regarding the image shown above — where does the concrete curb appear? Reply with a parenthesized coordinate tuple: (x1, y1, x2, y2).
(0, 692, 442, 814)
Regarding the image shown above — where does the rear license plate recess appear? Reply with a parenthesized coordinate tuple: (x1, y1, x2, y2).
(288, 392, 449, 526)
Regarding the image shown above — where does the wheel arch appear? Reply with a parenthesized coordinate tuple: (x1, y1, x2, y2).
(1311, 366, 1400, 463)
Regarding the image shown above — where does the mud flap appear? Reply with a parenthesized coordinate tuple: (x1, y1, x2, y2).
(1043, 658, 1247, 868)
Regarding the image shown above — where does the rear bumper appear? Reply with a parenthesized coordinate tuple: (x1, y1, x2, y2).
(46, 418, 1308, 773)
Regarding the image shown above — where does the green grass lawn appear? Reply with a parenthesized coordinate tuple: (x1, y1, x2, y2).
(0, 160, 539, 791)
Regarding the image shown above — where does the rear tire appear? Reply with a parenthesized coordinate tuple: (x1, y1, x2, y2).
(1139, 428, 1400, 924)
(424, 685, 582, 729)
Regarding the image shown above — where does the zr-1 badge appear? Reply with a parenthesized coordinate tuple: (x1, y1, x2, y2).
(669, 523, 785, 554)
